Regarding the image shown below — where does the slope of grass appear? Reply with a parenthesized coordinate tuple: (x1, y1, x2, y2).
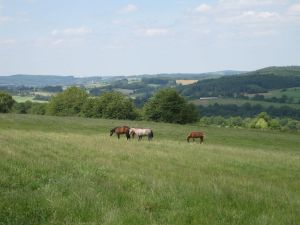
(191, 97, 300, 109)
(12, 95, 47, 103)
(0, 114, 299, 225)
(263, 87, 300, 102)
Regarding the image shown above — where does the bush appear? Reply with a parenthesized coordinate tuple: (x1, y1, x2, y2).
(269, 119, 280, 130)
(29, 103, 47, 115)
(0, 92, 15, 113)
(90, 92, 138, 120)
(13, 101, 32, 114)
(198, 113, 300, 132)
(255, 118, 268, 129)
(47, 87, 88, 116)
(144, 89, 198, 124)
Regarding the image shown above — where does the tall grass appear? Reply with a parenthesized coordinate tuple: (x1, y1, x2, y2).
(0, 114, 299, 225)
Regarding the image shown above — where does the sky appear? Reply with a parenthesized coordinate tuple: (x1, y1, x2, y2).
(0, 0, 300, 76)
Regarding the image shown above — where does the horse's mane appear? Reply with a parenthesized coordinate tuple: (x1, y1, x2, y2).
(111, 126, 130, 131)
(111, 127, 118, 131)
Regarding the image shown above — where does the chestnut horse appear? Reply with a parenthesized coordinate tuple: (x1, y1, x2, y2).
(110, 126, 130, 140)
(187, 131, 204, 143)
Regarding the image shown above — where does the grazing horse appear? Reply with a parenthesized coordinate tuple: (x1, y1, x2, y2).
(187, 131, 204, 143)
(110, 126, 130, 140)
(129, 128, 153, 141)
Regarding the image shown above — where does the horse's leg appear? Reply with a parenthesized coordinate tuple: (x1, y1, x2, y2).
(193, 138, 195, 142)
(187, 137, 190, 142)
(200, 136, 203, 144)
(117, 133, 120, 139)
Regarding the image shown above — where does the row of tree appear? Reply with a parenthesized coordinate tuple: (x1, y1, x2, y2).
(199, 112, 300, 131)
(199, 103, 300, 120)
(250, 94, 298, 104)
(0, 87, 198, 124)
(179, 74, 300, 98)
(1, 87, 300, 130)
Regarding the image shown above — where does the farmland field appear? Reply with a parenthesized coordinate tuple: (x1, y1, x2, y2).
(191, 97, 300, 109)
(261, 87, 300, 102)
(176, 80, 198, 85)
(0, 114, 299, 225)
(12, 95, 47, 103)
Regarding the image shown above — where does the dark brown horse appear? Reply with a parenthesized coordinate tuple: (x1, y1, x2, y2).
(110, 126, 130, 140)
(187, 131, 204, 143)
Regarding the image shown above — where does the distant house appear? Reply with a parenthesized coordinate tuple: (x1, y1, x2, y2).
(199, 97, 218, 100)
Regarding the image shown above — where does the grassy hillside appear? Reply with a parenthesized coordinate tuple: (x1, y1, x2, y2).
(180, 66, 300, 99)
(256, 87, 300, 103)
(191, 97, 300, 109)
(250, 66, 300, 76)
(0, 114, 299, 225)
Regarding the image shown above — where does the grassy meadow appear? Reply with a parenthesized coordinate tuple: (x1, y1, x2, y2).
(12, 96, 47, 103)
(191, 97, 300, 109)
(0, 114, 299, 225)
(262, 87, 300, 102)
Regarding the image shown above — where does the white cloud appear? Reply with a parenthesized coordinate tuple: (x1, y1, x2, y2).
(219, 0, 286, 8)
(289, 4, 300, 14)
(241, 11, 279, 19)
(218, 10, 280, 24)
(0, 16, 12, 24)
(195, 4, 211, 13)
(139, 28, 169, 37)
(51, 27, 92, 36)
(52, 39, 64, 46)
(219, 29, 276, 39)
(119, 4, 138, 14)
(0, 39, 16, 45)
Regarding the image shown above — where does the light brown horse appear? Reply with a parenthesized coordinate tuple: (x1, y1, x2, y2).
(110, 126, 130, 140)
(187, 131, 204, 143)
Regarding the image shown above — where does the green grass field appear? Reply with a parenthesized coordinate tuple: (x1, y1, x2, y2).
(12, 96, 47, 103)
(0, 114, 299, 225)
(263, 87, 300, 102)
(192, 97, 300, 109)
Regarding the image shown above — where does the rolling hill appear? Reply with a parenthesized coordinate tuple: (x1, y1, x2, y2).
(0, 71, 244, 87)
(180, 66, 300, 98)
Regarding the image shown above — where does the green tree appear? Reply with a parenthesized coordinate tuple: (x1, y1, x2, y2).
(13, 101, 32, 114)
(255, 118, 268, 129)
(0, 92, 15, 113)
(47, 87, 88, 116)
(144, 89, 198, 124)
(29, 103, 47, 115)
(269, 119, 280, 130)
(81, 98, 103, 118)
(96, 92, 138, 120)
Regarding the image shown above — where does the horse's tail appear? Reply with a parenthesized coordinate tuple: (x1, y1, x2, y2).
(150, 130, 154, 138)
(125, 130, 131, 140)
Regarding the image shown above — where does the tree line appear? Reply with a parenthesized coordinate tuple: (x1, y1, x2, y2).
(0, 87, 198, 124)
(179, 74, 300, 98)
(199, 112, 300, 131)
(198, 103, 300, 120)
(1, 87, 300, 131)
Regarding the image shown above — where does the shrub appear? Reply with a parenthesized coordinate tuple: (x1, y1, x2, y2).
(47, 87, 88, 116)
(144, 89, 198, 124)
(0, 92, 15, 113)
(96, 92, 138, 120)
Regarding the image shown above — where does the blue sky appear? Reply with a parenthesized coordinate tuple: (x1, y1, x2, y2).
(0, 0, 300, 76)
